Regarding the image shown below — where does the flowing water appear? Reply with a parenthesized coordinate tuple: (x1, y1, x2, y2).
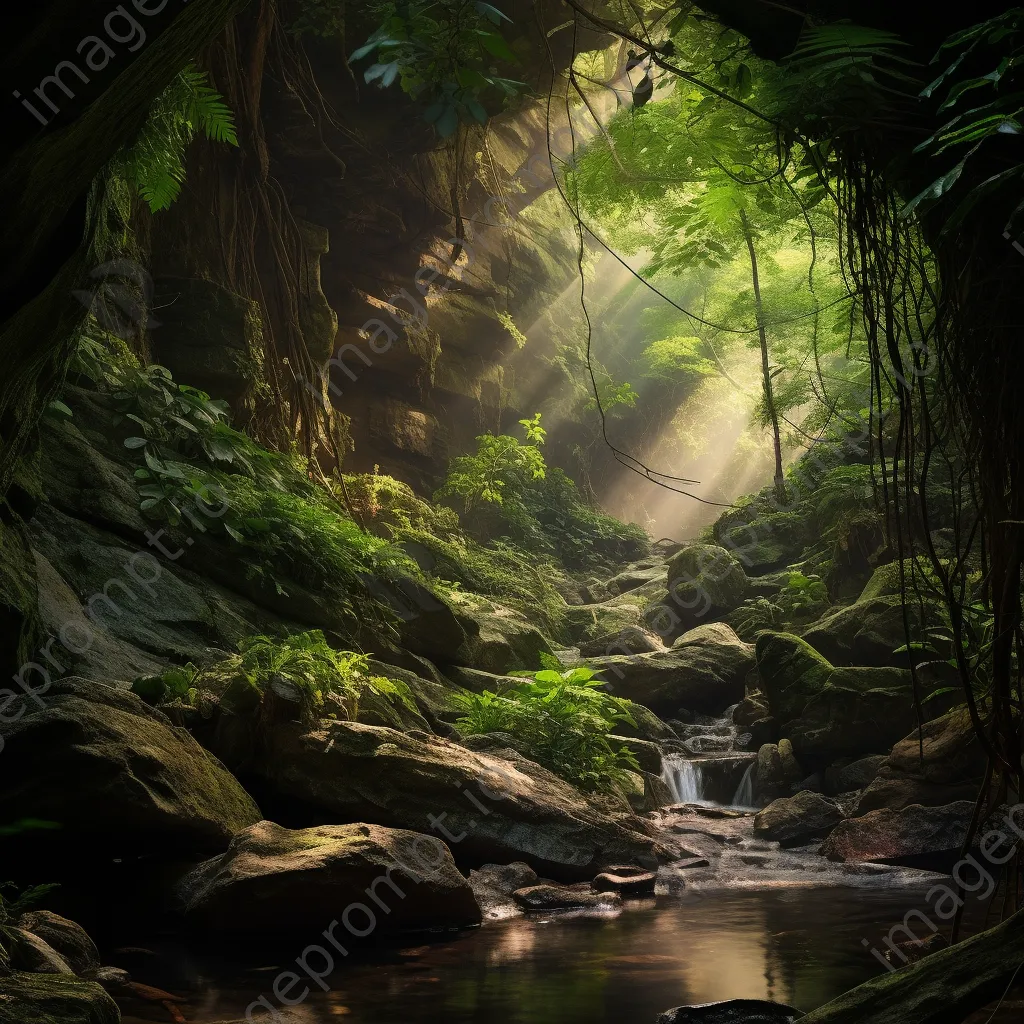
(113, 700, 964, 1024)
(660, 706, 758, 809)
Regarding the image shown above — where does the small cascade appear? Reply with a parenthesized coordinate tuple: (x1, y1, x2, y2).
(662, 758, 707, 804)
(660, 704, 757, 809)
(732, 762, 756, 809)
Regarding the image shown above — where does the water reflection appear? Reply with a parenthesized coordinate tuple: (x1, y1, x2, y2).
(124, 887, 949, 1024)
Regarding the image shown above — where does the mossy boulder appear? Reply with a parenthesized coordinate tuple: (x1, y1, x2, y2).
(0, 679, 261, 866)
(755, 632, 834, 725)
(451, 597, 553, 674)
(663, 545, 750, 636)
(592, 623, 754, 716)
(253, 720, 669, 880)
(787, 666, 921, 763)
(176, 820, 481, 938)
(801, 594, 946, 668)
(0, 973, 119, 1024)
(756, 634, 929, 765)
(564, 597, 646, 647)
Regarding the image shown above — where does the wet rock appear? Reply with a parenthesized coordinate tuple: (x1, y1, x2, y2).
(18, 912, 100, 976)
(591, 865, 656, 896)
(89, 967, 132, 991)
(512, 884, 621, 911)
(382, 577, 470, 662)
(592, 624, 754, 716)
(176, 821, 481, 938)
(856, 709, 985, 814)
(657, 999, 801, 1023)
(470, 862, 539, 893)
(642, 770, 675, 810)
(468, 862, 539, 921)
(821, 800, 975, 869)
(253, 720, 669, 880)
(753, 791, 844, 847)
(0, 972, 119, 1024)
(0, 679, 262, 867)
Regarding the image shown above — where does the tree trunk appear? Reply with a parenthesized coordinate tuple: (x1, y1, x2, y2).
(740, 208, 786, 504)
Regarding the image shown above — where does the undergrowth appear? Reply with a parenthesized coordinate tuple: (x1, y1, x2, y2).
(132, 630, 416, 722)
(449, 660, 640, 792)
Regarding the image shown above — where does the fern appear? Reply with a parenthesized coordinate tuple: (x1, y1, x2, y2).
(114, 63, 237, 213)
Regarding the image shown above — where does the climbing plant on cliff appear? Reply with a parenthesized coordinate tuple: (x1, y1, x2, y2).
(110, 63, 238, 213)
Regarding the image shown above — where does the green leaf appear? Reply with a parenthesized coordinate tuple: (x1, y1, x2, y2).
(478, 30, 517, 63)
(124, 436, 149, 449)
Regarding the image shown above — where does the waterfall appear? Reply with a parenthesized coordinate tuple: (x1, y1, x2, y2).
(732, 762, 755, 808)
(662, 756, 705, 804)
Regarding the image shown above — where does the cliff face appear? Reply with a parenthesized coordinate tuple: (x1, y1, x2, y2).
(133, 2, 614, 495)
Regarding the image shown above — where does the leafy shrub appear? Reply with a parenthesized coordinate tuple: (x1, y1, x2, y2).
(437, 413, 649, 573)
(437, 413, 547, 514)
(449, 664, 640, 791)
(133, 631, 415, 722)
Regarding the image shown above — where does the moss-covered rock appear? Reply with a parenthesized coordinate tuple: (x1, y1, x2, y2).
(592, 623, 754, 716)
(801, 595, 944, 668)
(643, 544, 750, 643)
(787, 666, 921, 763)
(0, 972, 119, 1024)
(0, 679, 261, 866)
(564, 597, 646, 646)
(254, 720, 670, 880)
(451, 597, 553, 674)
(755, 632, 835, 725)
(176, 820, 481, 938)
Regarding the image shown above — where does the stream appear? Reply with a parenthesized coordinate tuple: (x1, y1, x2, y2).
(115, 719, 956, 1024)
(117, 887, 946, 1023)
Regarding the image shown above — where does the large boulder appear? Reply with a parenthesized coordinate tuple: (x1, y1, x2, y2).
(801, 591, 945, 668)
(755, 632, 833, 725)
(0, 973, 119, 1024)
(564, 596, 647, 648)
(655, 544, 750, 640)
(592, 624, 754, 715)
(753, 791, 844, 847)
(254, 720, 669, 880)
(824, 755, 886, 796)
(756, 633, 933, 766)
(787, 666, 921, 763)
(855, 709, 985, 814)
(452, 600, 552, 674)
(0, 679, 261, 865)
(821, 801, 975, 869)
(176, 820, 480, 938)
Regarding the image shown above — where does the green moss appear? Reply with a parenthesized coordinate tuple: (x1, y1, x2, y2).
(755, 631, 835, 724)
